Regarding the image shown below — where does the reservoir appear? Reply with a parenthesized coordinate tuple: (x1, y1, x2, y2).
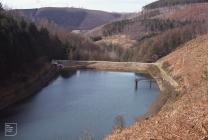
(0, 69, 160, 140)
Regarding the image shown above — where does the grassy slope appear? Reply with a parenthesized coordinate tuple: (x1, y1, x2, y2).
(105, 34, 208, 140)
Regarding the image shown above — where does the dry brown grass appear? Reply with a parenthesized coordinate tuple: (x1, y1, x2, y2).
(105, 34, 208, 140)
(96, 35, 136, 49)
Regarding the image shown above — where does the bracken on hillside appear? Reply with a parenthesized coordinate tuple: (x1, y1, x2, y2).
(105, 34, 208, 140)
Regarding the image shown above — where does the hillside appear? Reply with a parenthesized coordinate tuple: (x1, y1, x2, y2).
(93, 2, 208, 36)
(105, 34, 208, 140)
(144, 0, 208, 9)
(0, 7, 116, 86)
(160, 3, 208, 20)
(0, 10, 66, 83)
(87, 2, 208, 62)
(14, 7, 121, 30)
(1, 0, 208, 139)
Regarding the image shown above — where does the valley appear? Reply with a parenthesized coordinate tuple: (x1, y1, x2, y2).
(0, 0, 208, 139)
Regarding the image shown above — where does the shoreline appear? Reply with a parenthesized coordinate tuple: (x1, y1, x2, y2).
(0, 60, 179, 138)
(0, 63, 58, 111)
(58, 60, 179, 123)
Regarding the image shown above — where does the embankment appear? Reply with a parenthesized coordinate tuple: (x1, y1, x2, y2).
(0, 63, 58, 110)
(105, 35, 208, 140)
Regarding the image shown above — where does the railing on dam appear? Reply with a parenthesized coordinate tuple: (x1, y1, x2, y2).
(134, 77, 164, 90)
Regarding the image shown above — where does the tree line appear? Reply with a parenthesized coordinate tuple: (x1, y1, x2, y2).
(0, 5, 113, 84)
(144, 0, 208, 9)
(0, 7, 66, 82)
(99, 20, 208, 62)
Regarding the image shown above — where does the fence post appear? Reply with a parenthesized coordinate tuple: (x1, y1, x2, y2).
(135, 79, 138, 90)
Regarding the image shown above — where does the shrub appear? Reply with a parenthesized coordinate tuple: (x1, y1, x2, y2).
(90, 36, 102, 42)
(202, 66, 208, 80)
(162, 61, 172, 73)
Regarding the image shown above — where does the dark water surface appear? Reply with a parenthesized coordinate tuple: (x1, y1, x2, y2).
(0, 70, 160, 140)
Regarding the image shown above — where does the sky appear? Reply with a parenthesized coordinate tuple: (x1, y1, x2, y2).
(0, 0, 156, 12)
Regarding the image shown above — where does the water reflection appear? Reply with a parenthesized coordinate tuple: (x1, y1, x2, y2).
(0, 70, 160, 140)
(60, 70, 76, 79)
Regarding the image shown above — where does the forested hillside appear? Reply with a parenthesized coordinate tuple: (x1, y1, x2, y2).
(2, 0, 208, 82)
(144, 0, 208, 9)
(15, 7, 121, 30)
(0, 5, 116, 84)
(0, 7, 66, 83)
(87, 2, 208, 62)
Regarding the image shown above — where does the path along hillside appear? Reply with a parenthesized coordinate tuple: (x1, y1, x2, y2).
(105, 34, 208, 140)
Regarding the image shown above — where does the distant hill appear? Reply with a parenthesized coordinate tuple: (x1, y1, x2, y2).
(0, 7, 116, 83)
(87, 2, 208, 62)
(14, 7, 122, 30)
(144, 0, 208, 9)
